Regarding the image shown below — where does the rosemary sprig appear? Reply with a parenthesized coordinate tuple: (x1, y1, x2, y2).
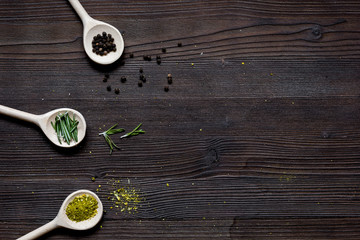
(51, 112, 79, 145)
(99, 124, 125, 154)
(120, 123, 145, 139)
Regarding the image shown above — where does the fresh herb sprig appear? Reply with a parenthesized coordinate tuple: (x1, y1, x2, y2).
(120, 123, 145, 139)
(99, 124, 124, 154)
(51, 112, 79, 145)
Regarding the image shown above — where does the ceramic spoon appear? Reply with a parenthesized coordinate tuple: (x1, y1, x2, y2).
(68, 0, 124, 65)
(17, 190, 103, 240)
(0, 105, 86, 148)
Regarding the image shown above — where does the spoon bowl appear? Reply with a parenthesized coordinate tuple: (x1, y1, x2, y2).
(69, 0, 124, 65)
(17, 190, 103, 240)
(0, 105, 86, 148)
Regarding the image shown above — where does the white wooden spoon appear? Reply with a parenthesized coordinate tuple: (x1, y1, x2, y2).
(17, 190, 103, 240)
(0, 105, 86, 148)
(68, 0, 124, 65)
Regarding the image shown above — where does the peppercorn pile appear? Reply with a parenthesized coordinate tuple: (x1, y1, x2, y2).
(92, 32, 116, 56)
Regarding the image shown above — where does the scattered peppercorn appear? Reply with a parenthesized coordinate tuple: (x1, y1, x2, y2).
(105, 73, 110, 78)
(156, 55, 161, 65)
(139, 68, 143, 73)
(114, 88, 120, 94)
(120, 76, 127, 83)
(164, 86, 169, 92)
(142, 76, 146, 83)
(168, 77, 172, 84)
(161, 48, 166, 53)
(138, 81, 143, 87)
(177, 42, 182, 47)
(92, 32, 116, 56)
(139, 74, 145, 81)
(103, 77, 108, 82)
(129, 53, 134, 58)
(143, 55, 151, 61)
(107, 85, 111, 91)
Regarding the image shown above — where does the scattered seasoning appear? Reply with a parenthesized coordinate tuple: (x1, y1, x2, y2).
(177, 42, 182, 47)
(92, 32, 116, 56)
(66, 194, 98, 222)
(167, 73, 173, 84)
(129, 53, 134, 58)
(139, 68, 143, 73)
(161, 48, 167, 53)
(164, 86, 169, 92)
(120, 76, 127, 83)
(156, 55, 161, 65)
(143, 55, 152, 61)
(102, 77, 108, 82)
(99, 124, 124, 154)
(51, 112, 79, 145)
(139, 74, 145, 81)
(120, 123, 145, 139)
(108, 179, 143, 214)
(138, 81, 143, 87)
(105, 73, 110, 79)
(107, 85, 111, 91)
(114, 88, 120, 94)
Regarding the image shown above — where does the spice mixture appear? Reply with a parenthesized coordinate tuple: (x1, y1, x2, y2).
(66, 194, 98, 222)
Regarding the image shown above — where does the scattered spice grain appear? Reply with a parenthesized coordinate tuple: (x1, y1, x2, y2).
(114, 88, 120, 94)
(138, 81, 143, 87)
(164, 86, 169, 92)
(161, 48, 166, 53)
(120, 76, 127, 83)
(177, 42, 182, 47)
(107, 85, 111, 91)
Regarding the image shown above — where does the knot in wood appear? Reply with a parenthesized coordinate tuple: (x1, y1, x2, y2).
(311, 25, 323, 40)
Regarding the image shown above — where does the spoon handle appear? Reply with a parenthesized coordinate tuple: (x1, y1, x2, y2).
(68, 0, 92, 25)
(0, 105, 39, 125)
(17, 219, 58, 240)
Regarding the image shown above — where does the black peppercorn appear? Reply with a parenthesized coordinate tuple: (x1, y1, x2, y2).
(161, 48, 166, 53)
(138, 81, 143, 87)
(129, 53, 134, 58)
(139, 68, 143, 73)
(156, 55, 161, 65)
(139, 74, 144, 81)
(167, 77, 172, 84)
(105, 73, 110, 78)
(164, 86, 169, 92)
(177, 42, 182, 47)
(114, 88, 120, 94)
(120, 76, 126, 83)
(103, 77, 107, 82)
(107, 85, 111, 91)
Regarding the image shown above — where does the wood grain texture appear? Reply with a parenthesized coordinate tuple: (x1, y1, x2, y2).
(1, 0, 360, 239)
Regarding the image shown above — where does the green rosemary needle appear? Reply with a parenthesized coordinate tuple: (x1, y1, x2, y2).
(99, 124, 124, 154)
(120, 123, 145, 139)
(51, 112, 79, 145)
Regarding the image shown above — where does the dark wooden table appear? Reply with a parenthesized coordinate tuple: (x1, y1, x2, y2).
(1, 1, 360, 239)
